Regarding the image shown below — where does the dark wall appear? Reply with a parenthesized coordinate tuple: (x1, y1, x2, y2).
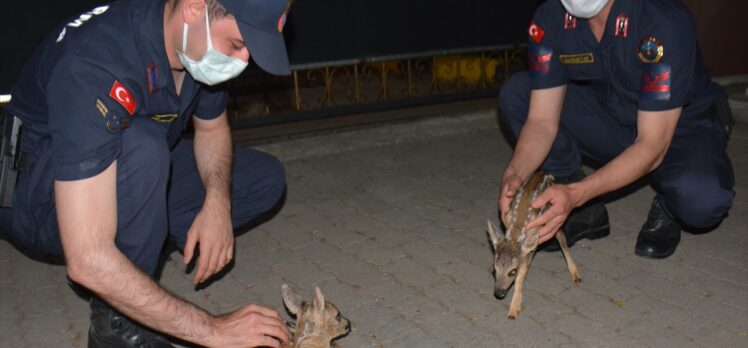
(1, 0, 104, 94)
(0, 0, 540, 94)
(682, 0, 748, 77)
(282, 0, 540, 64)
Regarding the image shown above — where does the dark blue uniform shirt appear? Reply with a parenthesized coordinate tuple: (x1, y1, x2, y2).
(527, 0, 722, 126)
(7, 0, 228, 181)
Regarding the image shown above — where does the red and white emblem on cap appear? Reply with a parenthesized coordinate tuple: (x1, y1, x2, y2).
(109, 80, 136, 115)
(278, 0, 294, 32)
(528, 22, 544, 43)
(277, 14, 287, 32)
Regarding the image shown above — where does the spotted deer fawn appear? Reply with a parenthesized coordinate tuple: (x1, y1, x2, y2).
(488, 171, 581, 319)
(281, 284, 351, 348)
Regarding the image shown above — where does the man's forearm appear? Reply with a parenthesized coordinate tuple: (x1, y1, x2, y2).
(193, 114, 233, 207)
(571, 139, 663, 206)
(507, 117, 558, 180)
(75, 245, 216, 344)
(570, 108, 681, 207)
(505, 85, 566, 181)
(56, 164, 218, 346)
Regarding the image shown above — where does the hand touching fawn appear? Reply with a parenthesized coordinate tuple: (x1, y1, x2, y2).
(488, 172, 581, 319)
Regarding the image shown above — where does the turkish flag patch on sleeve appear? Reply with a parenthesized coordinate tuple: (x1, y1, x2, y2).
(528, 22, 544, 43)
(109, 80, 136, 115)
(640, 63, 671, 101)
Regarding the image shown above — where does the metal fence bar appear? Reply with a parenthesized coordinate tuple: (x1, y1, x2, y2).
(229, 44, 527, 123)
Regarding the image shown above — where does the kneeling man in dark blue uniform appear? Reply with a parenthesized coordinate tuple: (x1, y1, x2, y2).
(2, 0, 293, 346)
(498, 0, 734, 259)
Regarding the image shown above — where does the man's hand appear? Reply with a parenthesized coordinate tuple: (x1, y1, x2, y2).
(208, 304, 291, 348)
(526, 184, 579, 244)
(183, 199, 234, 284)
(499, 171, 524, 226)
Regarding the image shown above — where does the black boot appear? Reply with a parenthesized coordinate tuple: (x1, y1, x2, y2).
(635, 196, 681, 259)
(541, 169, 610, 252)
(88, 297, 175, 348)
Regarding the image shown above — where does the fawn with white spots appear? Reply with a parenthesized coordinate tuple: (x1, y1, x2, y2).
(488, 172, 581, 319)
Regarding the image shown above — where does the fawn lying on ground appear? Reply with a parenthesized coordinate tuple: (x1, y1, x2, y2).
(281, 284, 350, 348)
(488, 171, 581, 319)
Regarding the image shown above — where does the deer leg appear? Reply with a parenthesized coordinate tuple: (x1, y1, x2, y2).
(508, 253, 533, 319)
(556, 230, 581, 283)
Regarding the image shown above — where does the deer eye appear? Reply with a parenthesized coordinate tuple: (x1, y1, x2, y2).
(335, 313, 341, 321)
(508, 269, 517, 277)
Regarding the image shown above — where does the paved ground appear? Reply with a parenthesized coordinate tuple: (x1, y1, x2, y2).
(1, 107, 746, 347)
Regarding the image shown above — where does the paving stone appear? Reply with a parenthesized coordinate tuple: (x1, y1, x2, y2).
(416, 310, 483, 347)
(322, 257, 389, 291)
(378, 257, 450, 289)
(19, 286, 69, 318)
(271, 257, 335, 287)
(440, 239, 493, 268)
(345, 239, 407, 266)
(297, 239, 355, 268)
(422, 281, 495, 321)
(547, 313, 639, 347)
(1, 111, 746, 346)
(359, 277, 444, 320)
(622, 294, 747, 346)
(267, 224, 317, 251)
(381, 328, 451, 348)
(229, 254, 276, 287)
(348, 300, 405, 337)
(20, 308, 77, 343)
(622, 269, 748, 333)
(619, 318, 702, 348)
(400, 240, 458, 268)
(311, 222, 369, 248)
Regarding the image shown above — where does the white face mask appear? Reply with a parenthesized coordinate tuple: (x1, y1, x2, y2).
(177, 8, 248, 86)
(560, 0, 610, 19)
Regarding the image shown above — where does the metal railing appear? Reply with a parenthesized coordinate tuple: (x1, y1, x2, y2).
(228, 44, 527, 127)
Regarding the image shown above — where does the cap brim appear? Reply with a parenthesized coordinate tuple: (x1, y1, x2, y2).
(238, 24, 291, 76)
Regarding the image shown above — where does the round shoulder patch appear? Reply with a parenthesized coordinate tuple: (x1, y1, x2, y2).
(638, 36, 664, 63)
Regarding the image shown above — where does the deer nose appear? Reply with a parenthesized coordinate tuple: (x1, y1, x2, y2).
(494, 288, 507, 299)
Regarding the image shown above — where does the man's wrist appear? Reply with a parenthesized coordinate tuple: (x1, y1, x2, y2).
(503, 164, 526, 182)
(195, 314, 221, 347)
(204, 189, 231, 209)
(567, 181, 590, 208)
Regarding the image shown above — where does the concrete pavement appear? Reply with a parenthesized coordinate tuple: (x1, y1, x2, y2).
(1, 107, 746, 347)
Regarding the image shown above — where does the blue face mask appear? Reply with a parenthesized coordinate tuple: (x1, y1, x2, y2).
(177, 8, 248, 86)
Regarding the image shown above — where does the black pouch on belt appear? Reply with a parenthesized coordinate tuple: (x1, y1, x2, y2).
(0, 112, 23, 207)
(715, 92, 735, 137)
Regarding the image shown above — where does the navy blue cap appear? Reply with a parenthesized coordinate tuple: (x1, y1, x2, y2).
(218, 0, 292, 75)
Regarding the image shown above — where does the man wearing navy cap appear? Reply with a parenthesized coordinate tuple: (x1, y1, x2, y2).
(2, 0, 294, 346)
(498, 0, 734, 259)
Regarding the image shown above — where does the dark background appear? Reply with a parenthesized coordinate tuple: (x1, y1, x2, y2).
(0, 0, 541, 94)
(1, 0, 745, 95)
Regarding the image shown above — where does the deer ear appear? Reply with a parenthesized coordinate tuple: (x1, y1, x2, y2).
(520, 230, 539, 255)
(486, 220, 504, 248)
(282, 284, 302, 315)
(313, 286, 326, 314)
